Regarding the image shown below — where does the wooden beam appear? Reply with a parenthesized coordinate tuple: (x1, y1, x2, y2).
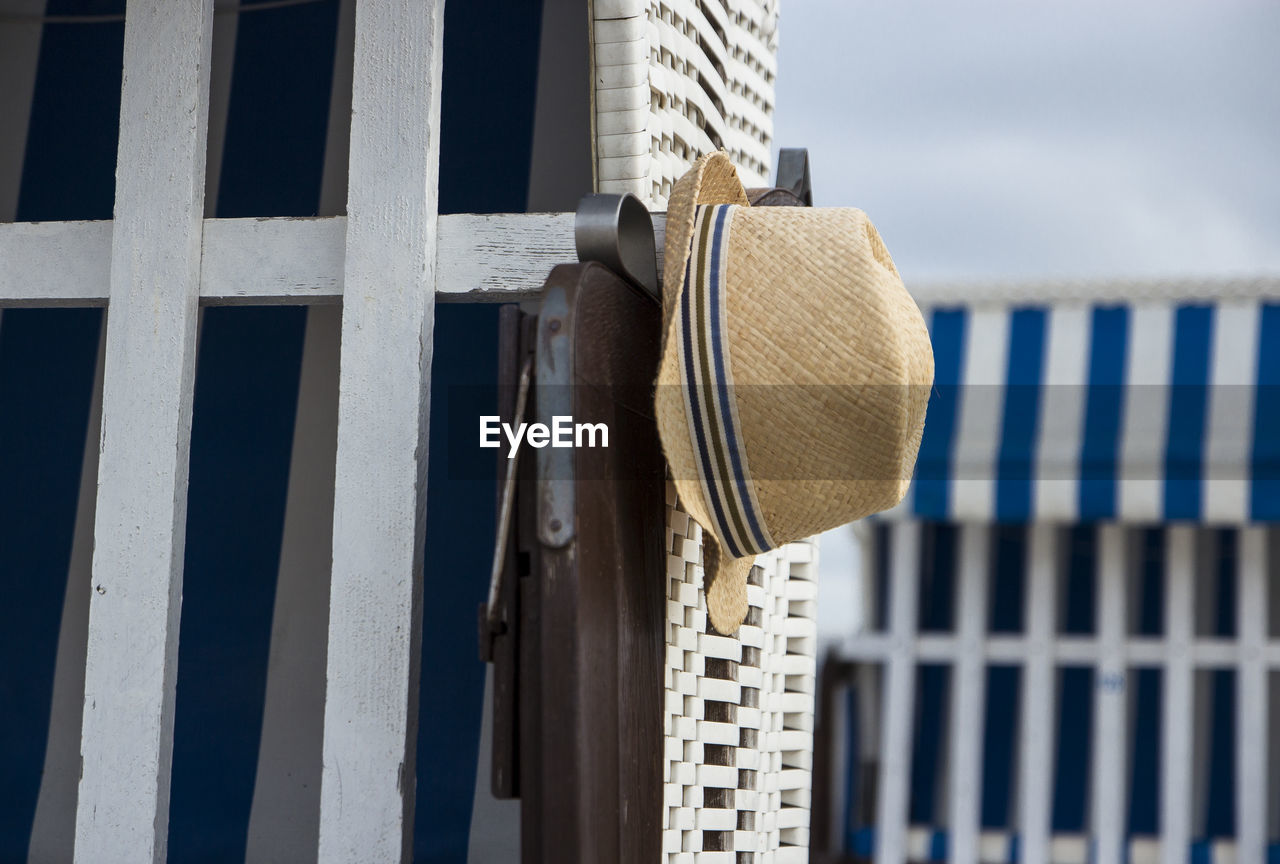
(0, 212, 585, 305)
(1018, 524, 1058, 864)
(1236, 527, 1268, 863)
(948, 525, 989, 864)
(1160, 527, 1195, 864)
(6, 220, 1279, 309)
(1090, 525, 1128, 864)
(316, 0, 444, 860)
(875, 521, 920, 864)
(73, 1, 215, 861)
(0, 220, 112, 306)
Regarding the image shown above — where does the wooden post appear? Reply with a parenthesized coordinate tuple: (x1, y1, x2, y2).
(875, 521, 921, 864)
(1236, 528, 1268, 863)
(317, 0, 444, 860)
(74, 1, 215, 860)
(1018, 523, 1058, 864)
(948, 525, 989, 864)
(1091, 525, 1128, 864)
(1161, 527, 1195, 864)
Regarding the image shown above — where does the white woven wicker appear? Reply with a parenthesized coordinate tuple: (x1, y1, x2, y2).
(591, 7, 803, 857)
(663, 482, 816, 864)
(593, 0, 778, 208)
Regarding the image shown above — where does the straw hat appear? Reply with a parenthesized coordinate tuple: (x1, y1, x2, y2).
(656, 153, 934, 634)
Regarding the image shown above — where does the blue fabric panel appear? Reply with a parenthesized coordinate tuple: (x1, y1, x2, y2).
(167, 2, 338, 859)
(0, 310, 102, 863)
(169, 307, 307, 863)
(1127, 668, 1161, 835)
(411, 1, 543, 860)
(1051, 666, 1093, 832)
(1164, 305, 1213, 521)
(1062, 526, 1097, 635)
(437, 0, 542, 217)
(996, 308, 1047, 520)
(1205, 670, 1236, 838)
(1205, 532, 1238, 837)
(212, 0, 341, 219)
(914, 309, 967, 519)
(989, 524, 1026, 634)
(2, 4, 121, 857)
(1251, 304, 1280, 520)
(1079, 306, 1129, 520)
(929, 829, 948, 861)
(1214, 529, 1238, 638)
(413, 305, 499, 863)
(981, 665, 1020, 828)
(1135, 528, 1165, 636)
(918, 523, 957, 633)
(843, 685, 860, 852)
(909, 664, 950, 825)
(874, 523, 891, 631)
(851, 826, 875, 858)
(16, 0, 124, 221)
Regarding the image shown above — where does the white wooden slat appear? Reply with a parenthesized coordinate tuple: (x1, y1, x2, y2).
(0, 213, 585, 305)
(875, 522, 921, 864)
(850, 634, 1276, 668)
(1018, 523, 1058, 864)
(9, 221, 1280, 312)
(0, 220, 113, 306)
(1118, 304, 1173, 520)
(1091, 525, 1128, 864)
(949, 525, 989, 864)
(316, 0, 444, 860)
(1161, 526, 1195, 864)
(951, 308, 1010, 520)
(435, 212, 581, 297)
(1035, 305, 1089, 520)
(200, 217, 345, 302)
(1236, 527, 1268, 863)
(74, 1, 215, 861)
(1203, 302, 1261, 522)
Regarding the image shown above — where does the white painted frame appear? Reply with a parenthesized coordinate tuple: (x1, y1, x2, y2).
(842, 523, 1277, 864)
(74, 2, 215, 861)
(0, 0, 617, 860)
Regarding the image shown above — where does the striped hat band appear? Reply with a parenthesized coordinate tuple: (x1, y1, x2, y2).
(675, 204, 775, 558)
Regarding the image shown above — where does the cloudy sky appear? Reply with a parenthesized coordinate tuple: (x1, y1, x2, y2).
(774, 1, 1280, 640)
(773, 0, 1280, 284)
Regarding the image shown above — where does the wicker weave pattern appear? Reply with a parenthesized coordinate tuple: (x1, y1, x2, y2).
(594, 0, 778, 208)
(663, 481, 815, 864)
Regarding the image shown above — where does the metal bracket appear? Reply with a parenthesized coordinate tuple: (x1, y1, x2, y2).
(775, 148, 813, 206)
(535, 281, 575, 548)
(574, 192, 659, 299)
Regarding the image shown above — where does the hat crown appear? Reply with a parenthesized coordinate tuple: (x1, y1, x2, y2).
(655, 153, 934, 633)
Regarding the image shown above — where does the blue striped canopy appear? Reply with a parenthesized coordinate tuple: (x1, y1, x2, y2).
(892, 294, 1280, 523)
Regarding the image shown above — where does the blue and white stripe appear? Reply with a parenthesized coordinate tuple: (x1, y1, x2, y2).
(676, 203, 774, 557)
(894, 298, 1280, 523)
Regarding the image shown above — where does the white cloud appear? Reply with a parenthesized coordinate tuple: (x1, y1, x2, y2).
(772, 0, 1280, 281)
